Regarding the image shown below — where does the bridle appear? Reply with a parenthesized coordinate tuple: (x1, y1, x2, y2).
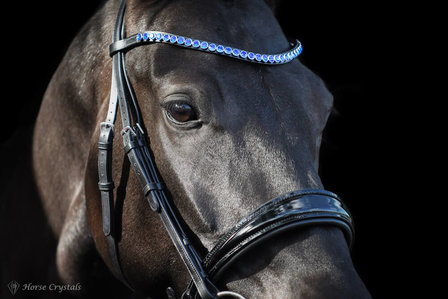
(97, 1, 354, 298)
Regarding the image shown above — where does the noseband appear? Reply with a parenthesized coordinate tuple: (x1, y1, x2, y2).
(97, 1, 354, 298)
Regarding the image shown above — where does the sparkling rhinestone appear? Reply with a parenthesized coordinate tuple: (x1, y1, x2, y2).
(142, 33, 149, 41)
(136, 33, 143, 41)
(155, 33, 162, 40)
(279, 54, 285, 62)
(248, 52, 255, 60)
(232, 49, 240, 56)
(185, 38, 192, 46)
(192, 40, 200, 48)
(217, 45, 224, 53)
(268, 55, 274, 63)
(149, 32, 155, 40)
(298, 45, 303, 55)
(224, 47, 232, 55)
(274, 55, 280, 62)
(262, 55, 268, 62)
(170, 35, 177, 43)
(255, 54, 262, 61)
(163, 34, 170, 42)
(208, 43, 217, 51)
(240, 51, 247, 59)
(200, 41, 208, 49)
(177, 36, 185, 45)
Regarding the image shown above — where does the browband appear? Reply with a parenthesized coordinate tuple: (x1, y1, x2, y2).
(110, 30, 303, 65)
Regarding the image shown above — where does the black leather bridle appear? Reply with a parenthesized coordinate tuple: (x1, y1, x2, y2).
(97, 1, 354, 298)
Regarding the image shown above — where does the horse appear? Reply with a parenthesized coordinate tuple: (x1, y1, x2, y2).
(30, 0, 370, 298)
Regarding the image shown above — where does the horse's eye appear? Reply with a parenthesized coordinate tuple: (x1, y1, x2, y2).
(166, 102, 197, 123)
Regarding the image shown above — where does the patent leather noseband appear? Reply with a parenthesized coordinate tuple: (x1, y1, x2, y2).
(97, 1, 354, 298)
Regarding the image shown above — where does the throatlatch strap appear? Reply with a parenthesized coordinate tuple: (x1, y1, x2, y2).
(97, 0, 133, 290)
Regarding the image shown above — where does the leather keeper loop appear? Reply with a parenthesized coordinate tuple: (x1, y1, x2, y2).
(143, 182, 165, 195)
(122, 130, 139, 154)
(98, 141, 113, 150)
(98, 181, 115, 191)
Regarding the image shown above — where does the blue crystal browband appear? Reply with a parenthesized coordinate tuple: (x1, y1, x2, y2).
(109, 30, 303, 65)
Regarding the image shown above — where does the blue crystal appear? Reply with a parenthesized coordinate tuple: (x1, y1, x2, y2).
(192, 40, 200, 48)
(248, 52, 255, 60)
(232, 49, 240, 56)
(163, 34, 170, 42)
(200, 41, 208, 49)
(279, 54, 284, 62)
(224, 47, 232, 55)
(217, 45, 224, 53)
(208, 43, 216, 51)
(170, 35, 177, 43)
(177, 36, 185, 45)
(255, 54, 262, 61)
(136, 33, 143, 41)
(149, 32, 155, 40)
(298, 45, 303, 55)
(155, 33, 162, 40)
(262, 55, 268, 62)
(268, 55, 274, 63)
(240, 51, 247, 59)
(274, 55, 280, 62)
(143, 33, 149, 41)
(185, 38, 192, 46)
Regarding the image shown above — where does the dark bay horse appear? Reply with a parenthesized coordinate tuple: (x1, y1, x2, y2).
(31, 0, 370, 298)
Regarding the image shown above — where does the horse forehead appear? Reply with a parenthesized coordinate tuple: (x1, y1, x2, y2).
(127, 0, 286, 51)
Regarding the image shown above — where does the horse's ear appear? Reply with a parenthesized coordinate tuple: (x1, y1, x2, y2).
(264, 0, 282, 14)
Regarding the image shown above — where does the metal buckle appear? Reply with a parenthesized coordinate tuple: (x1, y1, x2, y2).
(217, 291, 247, 299)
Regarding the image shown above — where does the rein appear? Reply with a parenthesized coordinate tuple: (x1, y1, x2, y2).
(97, 1, 354, 298)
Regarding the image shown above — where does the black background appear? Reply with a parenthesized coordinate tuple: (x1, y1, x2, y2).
(1, 1, 426, 298)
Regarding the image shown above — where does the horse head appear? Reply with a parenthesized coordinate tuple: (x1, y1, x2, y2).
(33, 0, 370, 298)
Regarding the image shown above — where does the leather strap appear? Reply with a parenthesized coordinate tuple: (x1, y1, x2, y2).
(120, 127, 219, 299)
(98, 122, 134, 289)
(97, 0, 134, 290)
(204, 190, 353, 277)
